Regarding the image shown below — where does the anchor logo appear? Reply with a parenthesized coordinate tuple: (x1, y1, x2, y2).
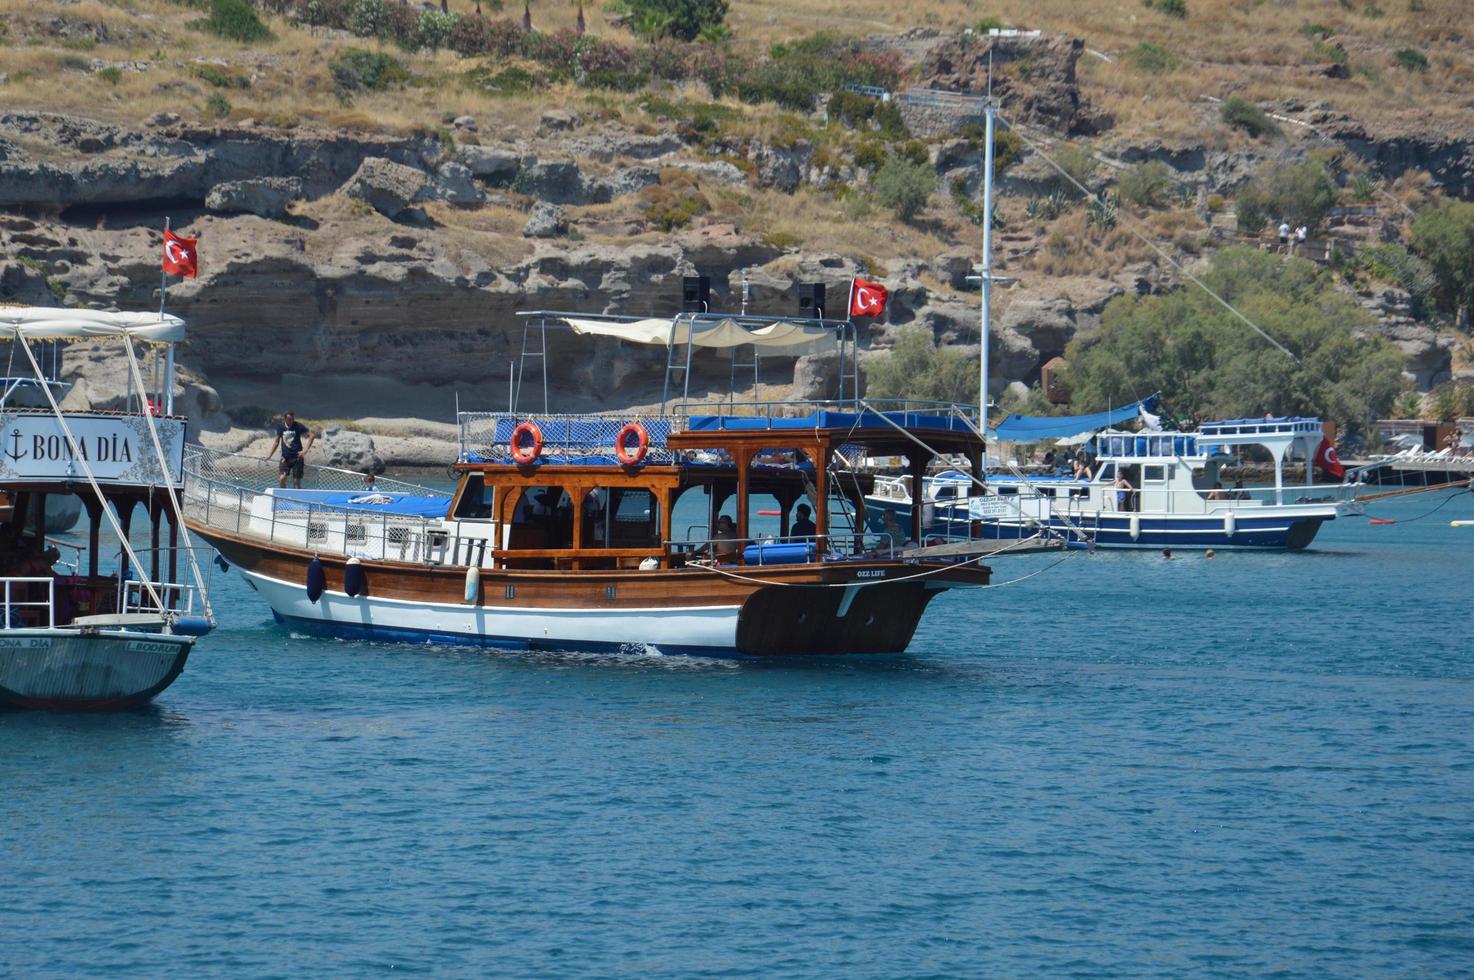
(4, 428, 23, 461)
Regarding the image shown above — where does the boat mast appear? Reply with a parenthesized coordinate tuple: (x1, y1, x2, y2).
(979, 40, 996, 436)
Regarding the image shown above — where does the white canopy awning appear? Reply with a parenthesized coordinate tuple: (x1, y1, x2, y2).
(561, 316, 837, 353)
(0, 307, 186, 343)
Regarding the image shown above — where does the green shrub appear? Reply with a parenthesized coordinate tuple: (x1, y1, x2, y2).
(204, 92, 232, 118)
(1410, 200, 1474, 316)
(871, 155, 935, 223)
(863, 327, 977, 403)
(416, 9, 457, 53)
(1128, 41, 1180, 74)
(97, 66, 124, 86)
(1312, 39, 1348, 65)
(466, 64, 537, 95)
(854, 139, 887, 171)
(201, 0, 274, 44)
(1116, 160, 1175, 208)
(1360, 243, 1436, 318)
(625, 0, 729, 42)
(1049, 143, 1097, 195)
(897, 139, 929, 167)
(1298, 22, 1333, 37)
(330, 48, 409, 100)
(1393, 47, 1429, 72)
(1143, 0, 1188, 18)
(1220, 96, 1281, 138)
(976, 16, 1004, 33)
(1236, 157, 1338, 231)
(1350, 173, 1377, 202)
(190, 63, 251, 88)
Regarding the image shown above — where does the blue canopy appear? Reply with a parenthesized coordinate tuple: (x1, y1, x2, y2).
(274, 492, 450, 520)
(993, 395, 1158, 443)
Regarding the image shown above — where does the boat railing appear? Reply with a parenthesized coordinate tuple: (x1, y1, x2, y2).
(458, 412, 685, 465)
(112, 547, 214, 618)
(0, 577, 56, 629)
(184, 446, 446, 497)
(184, 472, 449, 562)
(675, 397, 980, 429)
(966, 479, 1363, 519)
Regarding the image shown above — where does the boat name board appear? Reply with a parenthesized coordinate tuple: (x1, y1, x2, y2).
(0, 412, 184, 485)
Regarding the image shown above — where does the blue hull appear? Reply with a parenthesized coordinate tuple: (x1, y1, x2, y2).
(273, 612, 744, 659)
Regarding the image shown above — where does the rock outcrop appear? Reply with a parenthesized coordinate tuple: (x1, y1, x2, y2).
(205, 176, 302, 219)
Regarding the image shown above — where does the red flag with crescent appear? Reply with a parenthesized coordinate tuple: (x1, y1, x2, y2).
(162, 228, 198, 278)
(848, 277, 888, 319)
(1315, 438, 1345, 479)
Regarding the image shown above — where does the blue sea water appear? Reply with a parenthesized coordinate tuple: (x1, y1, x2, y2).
(3, 492, 1473, 977)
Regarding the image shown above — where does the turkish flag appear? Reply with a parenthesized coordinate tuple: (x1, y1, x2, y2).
(1315, 438, 1345, 479)
(162, 228, 198, 278)
(849, 277, 888, 319)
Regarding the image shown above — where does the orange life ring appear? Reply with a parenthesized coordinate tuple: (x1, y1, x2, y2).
(614, 422, 649, 466)
(510, 421, 543, 464)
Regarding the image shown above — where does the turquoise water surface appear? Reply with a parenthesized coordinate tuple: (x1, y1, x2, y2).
(4, 492, 1473, 976)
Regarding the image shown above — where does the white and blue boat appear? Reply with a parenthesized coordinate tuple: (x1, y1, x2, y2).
(867, 413, 1364, 551)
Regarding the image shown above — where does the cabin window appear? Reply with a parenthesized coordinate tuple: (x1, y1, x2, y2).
(935, 485, 957, 500)
(306, 521, 327, 543)
(1095, 463, 1115, 482)
(1142, 465, 1166, 483)
(997, 486, 1019, 496)
(454, 475, 494, 520)
(584, 487, 660, 549)
(346, 523, 367, 544)
(509, 486, 573, 549)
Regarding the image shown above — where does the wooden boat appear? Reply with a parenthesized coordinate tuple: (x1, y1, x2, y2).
(0, 308, 214, 710)
(182, 310, 999, 658)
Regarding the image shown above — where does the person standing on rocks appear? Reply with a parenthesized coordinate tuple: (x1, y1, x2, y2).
(267, 411, 315, 490)
(1278, 220, 1291, 253)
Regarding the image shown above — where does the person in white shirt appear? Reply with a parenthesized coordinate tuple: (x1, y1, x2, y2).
(1277, 221, 1291, 252)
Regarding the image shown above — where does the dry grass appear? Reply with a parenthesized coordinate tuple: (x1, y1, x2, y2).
(2, 0, 1467, 144)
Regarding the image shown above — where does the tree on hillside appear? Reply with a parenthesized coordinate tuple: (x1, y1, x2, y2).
(626, 0, 728, 42)
(1063, 247, 1405, 437)
(864, 327, 977, 404)
(1410, 200, 1474, 319)
(1235, 156, 1337, 233)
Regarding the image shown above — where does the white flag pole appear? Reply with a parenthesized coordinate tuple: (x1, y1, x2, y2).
(159, 216, 170, 317)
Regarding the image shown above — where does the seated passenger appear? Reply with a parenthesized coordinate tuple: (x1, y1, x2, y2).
(710, 515, 740, 562)
(1207, 481, 1228, 501)
(876, 510, 913, 554)
(789, 503, 817, 540)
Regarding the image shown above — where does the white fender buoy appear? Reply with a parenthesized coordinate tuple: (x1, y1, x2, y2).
(1225, 512, 1236, 538)
(344, 557, 365, 597)
(1129, 514, 1140, 541)
(464, 565, 481, 604)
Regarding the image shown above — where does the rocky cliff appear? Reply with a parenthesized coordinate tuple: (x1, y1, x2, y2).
(1, 21, 1469, 464)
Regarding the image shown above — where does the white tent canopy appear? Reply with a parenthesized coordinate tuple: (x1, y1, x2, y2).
(0, 307, 186, 343)
(560, 316, 838, 353)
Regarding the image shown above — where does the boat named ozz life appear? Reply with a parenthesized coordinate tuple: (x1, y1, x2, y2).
(867, 400, 1364, 550)
(0, 308, 214, 710)
(182, 309, 1006, 658)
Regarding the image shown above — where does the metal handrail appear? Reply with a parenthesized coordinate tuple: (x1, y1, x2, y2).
(0, 576, 55, 629)
(184, 445, 449, 498)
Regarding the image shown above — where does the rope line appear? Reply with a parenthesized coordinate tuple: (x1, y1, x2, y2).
(123, 335, 214, 621)
(19, 340, 167, 615)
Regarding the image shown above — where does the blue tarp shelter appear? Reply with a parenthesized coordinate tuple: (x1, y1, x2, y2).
(992, 395, 1159, 443)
